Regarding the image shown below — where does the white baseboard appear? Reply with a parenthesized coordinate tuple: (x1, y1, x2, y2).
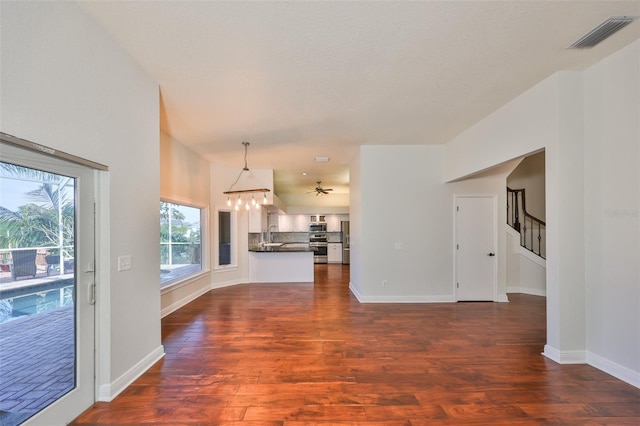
(587, 351, 640, 390)
(506, 286, 546, 297)
(161, 284, 212, 318)
(349, 282, 360, 301)
(98, 345, 165, 402)
(211, 278, 245, 290)
(496, 293, 509, 302)
(349, 283, 366, 302)
(544, 346, 640, 390)
(349, 284, 455, 303)
(162, 277, 248, 318)
(542, 345, 587, 364)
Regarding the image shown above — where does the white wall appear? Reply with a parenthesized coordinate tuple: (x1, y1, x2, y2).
(445, 40, 640, 388)
(283, 205, 350, 215)
(584, 40, 640, 382)
(160, 132, 212, 316)
(1, 1, 162, 399)
(444, 76, 553, 182)
(349, 152, 362, 295)
(350, 145, 509, 302)
(506, 226, 547, 296)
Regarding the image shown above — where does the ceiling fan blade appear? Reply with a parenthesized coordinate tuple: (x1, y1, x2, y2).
(308, 181, 333, 195)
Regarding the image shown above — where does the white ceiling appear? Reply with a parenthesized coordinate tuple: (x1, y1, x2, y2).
(78, 1, 640, 197)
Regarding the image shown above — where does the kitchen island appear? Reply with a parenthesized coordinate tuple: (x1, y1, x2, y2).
(248, 243, 315, 283)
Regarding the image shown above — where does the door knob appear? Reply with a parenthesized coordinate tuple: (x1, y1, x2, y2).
(487, 253, 495, 257)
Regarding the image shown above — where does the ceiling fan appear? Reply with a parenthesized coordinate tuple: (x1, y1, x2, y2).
(309, 181, 333, 196)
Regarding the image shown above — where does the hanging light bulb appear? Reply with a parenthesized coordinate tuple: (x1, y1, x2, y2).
(255, 202, 260, 210)
(245, 200, 250, 210)
(223, 142, 272, 209)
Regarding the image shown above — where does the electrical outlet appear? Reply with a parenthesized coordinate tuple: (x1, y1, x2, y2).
(118, 255, 132, 271)
(394, 242, 403, 250)
(382, 280, 387, 287)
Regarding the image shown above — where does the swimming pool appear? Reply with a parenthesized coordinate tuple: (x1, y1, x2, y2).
(0, 279, 74, 324)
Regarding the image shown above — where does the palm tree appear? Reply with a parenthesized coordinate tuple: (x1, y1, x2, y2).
(0, 162, 74, 258)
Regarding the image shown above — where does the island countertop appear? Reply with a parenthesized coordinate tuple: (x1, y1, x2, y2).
(249, 243, 315, 253)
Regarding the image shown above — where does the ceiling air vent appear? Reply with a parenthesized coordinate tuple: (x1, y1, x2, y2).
(569, 16, 638, 49)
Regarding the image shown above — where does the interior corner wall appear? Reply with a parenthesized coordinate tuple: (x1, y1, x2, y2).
(444, 71, 587, 360)
(348, 151, 362, 296)
(1, 1, 163, 398)
(160, 131, 211, 207)
(583, 40, 640, 384)
(353, 145, 507, 302)
(160, 132, 212, 316)
(550, 71, 586, 357)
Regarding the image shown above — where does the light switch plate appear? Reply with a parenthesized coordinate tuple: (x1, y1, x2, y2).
(118, 255, 132, 271)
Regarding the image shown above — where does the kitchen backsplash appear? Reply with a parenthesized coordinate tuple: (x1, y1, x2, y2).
(248, 231, 342, 248)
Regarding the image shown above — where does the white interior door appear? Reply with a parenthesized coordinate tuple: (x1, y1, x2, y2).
(455, 196, 496, 301)
(0, 142, 95, 425)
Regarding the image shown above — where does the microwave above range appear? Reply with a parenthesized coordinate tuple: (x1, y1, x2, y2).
(309, 222, 327, 232)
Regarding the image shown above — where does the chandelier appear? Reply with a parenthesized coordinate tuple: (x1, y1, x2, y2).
(224, 142, 270, 211)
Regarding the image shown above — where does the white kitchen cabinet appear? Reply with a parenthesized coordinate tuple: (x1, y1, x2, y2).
(326, 215, 341, 232)
(328, 243, 342, 263)
(278, 215, 293, 232)
(279, 214, 346, 233)
(249, 205, 268, 233)
(293, 215, 310, 232)
(279, 214, 308, 232)
(326, 214, 349, 232)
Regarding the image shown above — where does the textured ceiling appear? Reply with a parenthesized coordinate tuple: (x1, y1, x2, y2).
(78, 1, 640, 197)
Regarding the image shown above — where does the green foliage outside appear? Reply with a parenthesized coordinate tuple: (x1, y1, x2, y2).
(160, 202, 201, 265)
(0, 163, 75, 259)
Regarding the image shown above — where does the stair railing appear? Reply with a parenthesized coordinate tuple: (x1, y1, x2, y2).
(507, 187, 522, 232)
(507, 187, 546, 259)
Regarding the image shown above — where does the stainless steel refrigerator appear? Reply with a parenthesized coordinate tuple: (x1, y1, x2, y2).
(341, 221, 350, 264)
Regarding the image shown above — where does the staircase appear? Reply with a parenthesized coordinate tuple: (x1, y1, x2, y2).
(507, 187, 546, 259)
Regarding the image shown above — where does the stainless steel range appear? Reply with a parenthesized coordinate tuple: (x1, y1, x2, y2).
(309, 232, 328, 264)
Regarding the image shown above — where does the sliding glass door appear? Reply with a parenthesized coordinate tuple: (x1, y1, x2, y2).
(0, 141, 96, 425)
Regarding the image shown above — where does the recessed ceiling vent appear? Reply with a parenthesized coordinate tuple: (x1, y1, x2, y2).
(569, 16, 638, 49)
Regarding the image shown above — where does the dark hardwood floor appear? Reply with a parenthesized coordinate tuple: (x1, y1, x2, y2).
(73, 265, 640, 425)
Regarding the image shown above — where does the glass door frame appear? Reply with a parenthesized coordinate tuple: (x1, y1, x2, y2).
(0, 139, 98, 425)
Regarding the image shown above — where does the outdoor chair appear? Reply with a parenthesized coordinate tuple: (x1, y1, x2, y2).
(45, 255, 74, 276)
(10, 249, 37, 281)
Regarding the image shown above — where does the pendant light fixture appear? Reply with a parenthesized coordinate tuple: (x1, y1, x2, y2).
(223, 142, 270, 210)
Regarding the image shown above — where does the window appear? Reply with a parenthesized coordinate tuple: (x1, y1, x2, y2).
(218, 210, 231, 266)
(160, 201, 202, 287)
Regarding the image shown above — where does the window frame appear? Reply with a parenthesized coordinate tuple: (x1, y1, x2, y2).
(160, 199, 209, 290)
(214, 207, 237, 270)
